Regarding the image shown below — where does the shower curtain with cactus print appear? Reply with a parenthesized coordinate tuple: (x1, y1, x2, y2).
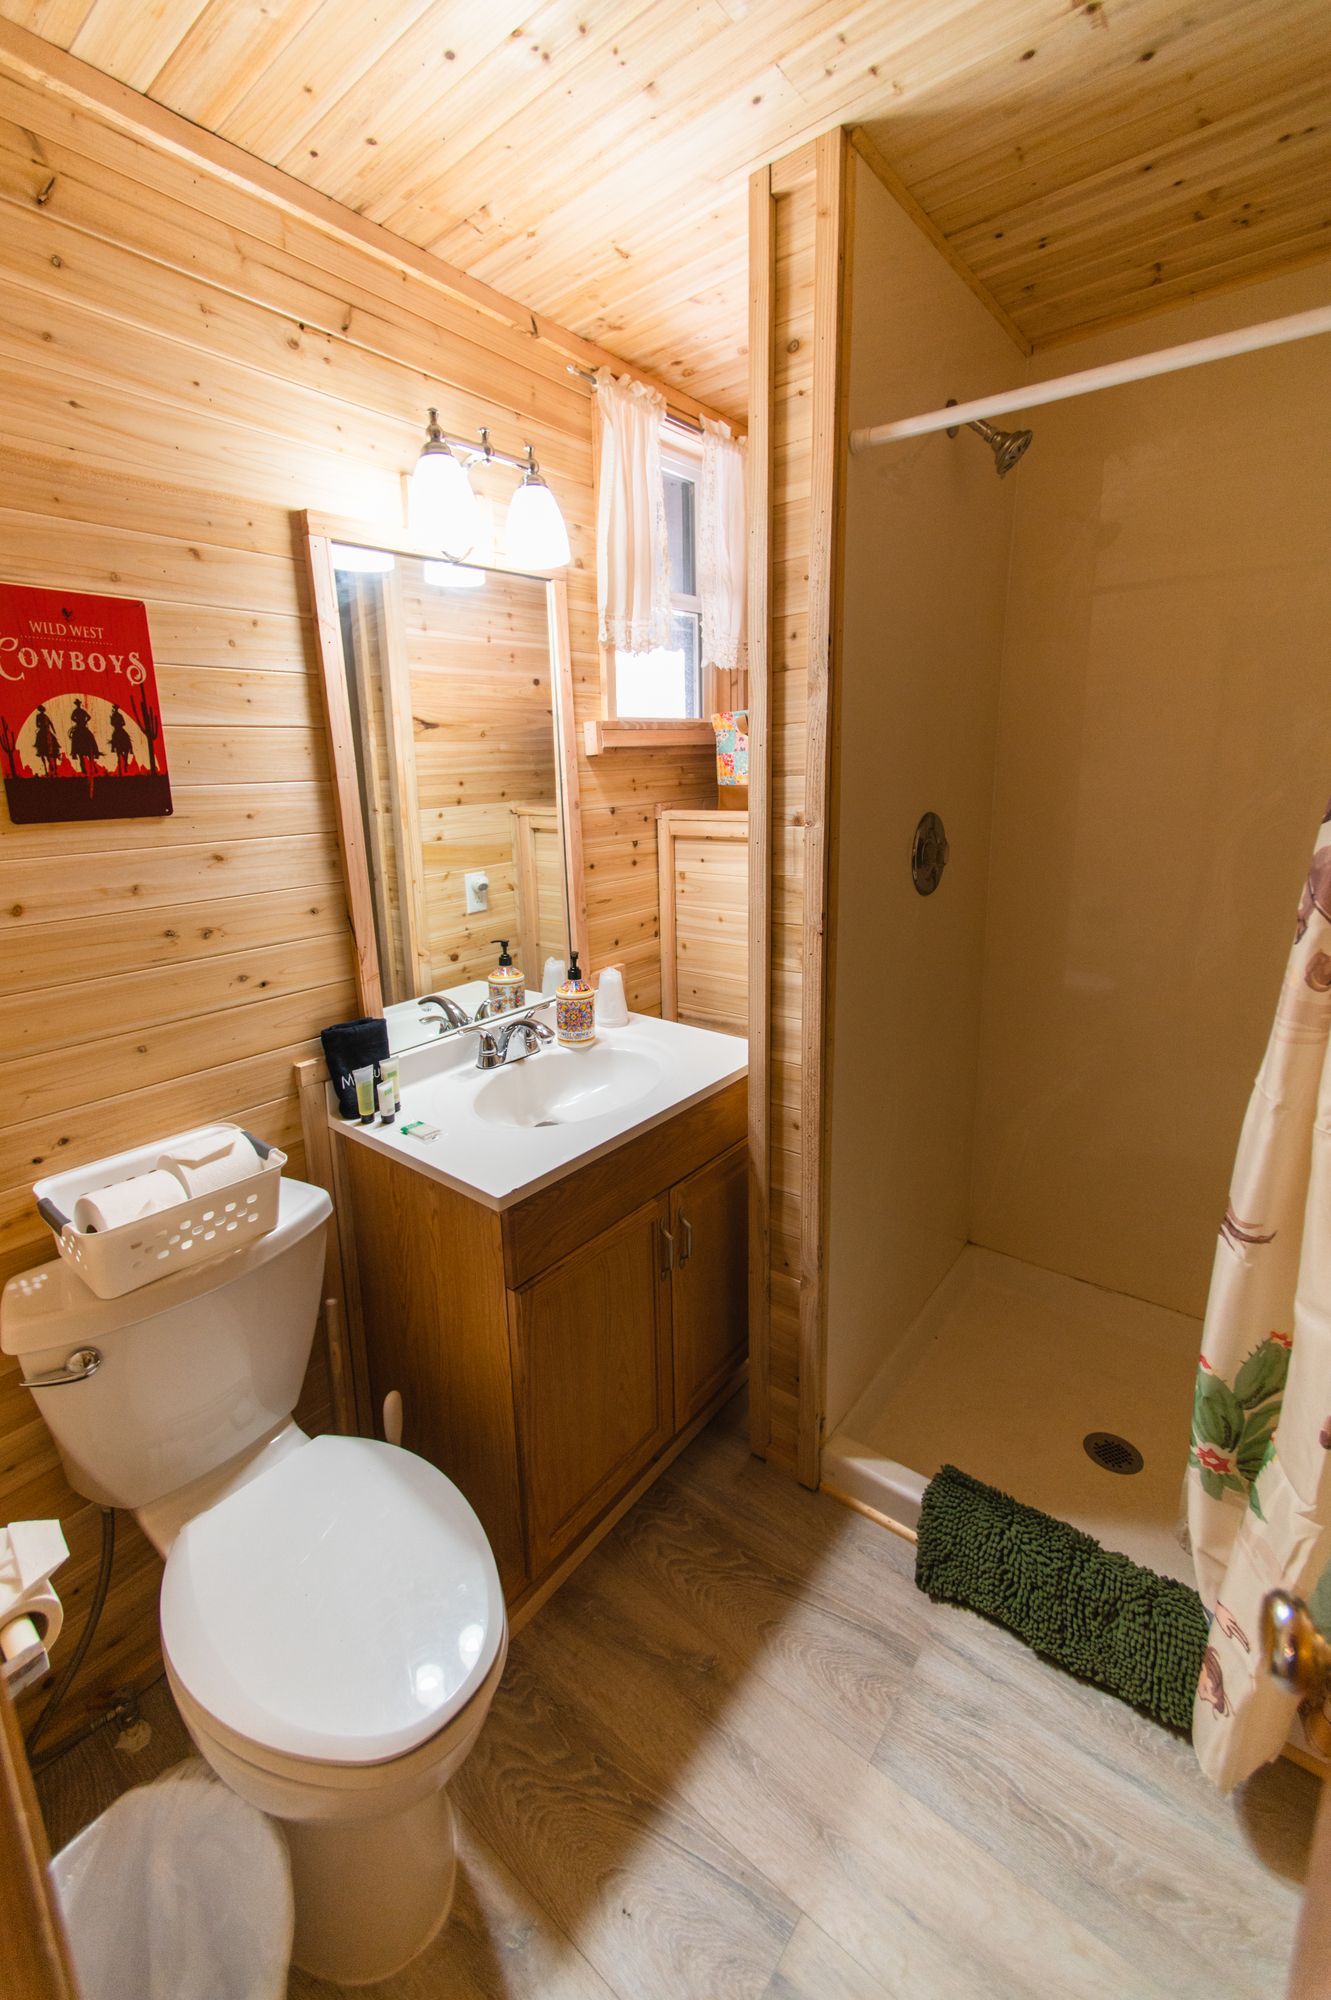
(1188, 799, 1331, 1789)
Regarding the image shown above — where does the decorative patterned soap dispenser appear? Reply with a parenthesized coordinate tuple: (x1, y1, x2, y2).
(555, 951, 596, 1049)
(487, 939, 525, 1014)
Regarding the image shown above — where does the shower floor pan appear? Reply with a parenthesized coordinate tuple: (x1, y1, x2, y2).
(821, 1246, 1198, 1584)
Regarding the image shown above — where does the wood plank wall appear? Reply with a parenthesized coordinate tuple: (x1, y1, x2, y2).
(398, 562, 559, 990)
(0, 58, 722, 1749)
(747, 136, 846, 1481)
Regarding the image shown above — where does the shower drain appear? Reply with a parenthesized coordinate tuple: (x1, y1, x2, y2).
(1083, 1431, 1144, 1476)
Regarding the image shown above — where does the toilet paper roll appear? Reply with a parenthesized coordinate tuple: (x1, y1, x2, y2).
(0, 1588, 61, 1696)
(156, 1125, 263, 1199)
(2, 1583, 63, 1657)
(74, 1169, 188, 1235)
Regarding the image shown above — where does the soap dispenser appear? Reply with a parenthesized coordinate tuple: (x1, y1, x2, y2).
(487, 939, 525, 1015)
(555, 951, 596, 1049)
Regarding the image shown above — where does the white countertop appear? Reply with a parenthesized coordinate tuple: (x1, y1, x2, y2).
(330, 1011, 748, 1210)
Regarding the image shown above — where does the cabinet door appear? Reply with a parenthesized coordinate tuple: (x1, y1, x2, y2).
(670, 1140, 749, 1427)
(513, 1196, 673, 1576)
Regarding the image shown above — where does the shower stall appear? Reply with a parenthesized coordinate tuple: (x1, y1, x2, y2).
(753, 137, 1331, 1579)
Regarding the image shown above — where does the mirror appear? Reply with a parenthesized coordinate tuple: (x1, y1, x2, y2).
(305, 517, 587, 1055)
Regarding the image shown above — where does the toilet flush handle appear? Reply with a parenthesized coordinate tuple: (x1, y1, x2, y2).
(25, 1347, 103, 1388)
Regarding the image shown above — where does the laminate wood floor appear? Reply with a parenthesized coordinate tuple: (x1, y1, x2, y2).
(36, 1397, 1317, 1999)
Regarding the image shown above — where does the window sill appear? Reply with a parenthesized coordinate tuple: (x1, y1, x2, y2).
(583, 718, 715, 755)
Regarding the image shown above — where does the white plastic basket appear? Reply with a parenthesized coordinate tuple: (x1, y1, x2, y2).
(34, 1124, 286, 1301)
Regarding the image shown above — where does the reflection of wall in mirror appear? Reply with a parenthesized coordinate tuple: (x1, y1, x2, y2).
(402, 560, 567, 991)
(337, 571, 410, 996)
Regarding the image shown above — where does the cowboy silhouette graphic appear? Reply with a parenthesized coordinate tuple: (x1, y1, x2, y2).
(33, 703, 60, 777)
(68, 697, 105, 794)
(108, 703, 134, 776)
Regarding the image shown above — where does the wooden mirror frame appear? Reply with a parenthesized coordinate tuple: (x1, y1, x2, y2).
(301, 510, 588, 1020)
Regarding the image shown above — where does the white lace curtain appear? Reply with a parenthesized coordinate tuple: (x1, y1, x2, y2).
(700, 417, 747, 680)
(594, 369, 670, 655)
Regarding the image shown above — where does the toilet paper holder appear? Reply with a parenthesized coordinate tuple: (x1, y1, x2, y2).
(0, 1518, 68, 1697)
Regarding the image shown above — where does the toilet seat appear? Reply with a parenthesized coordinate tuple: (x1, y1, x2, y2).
(160, 1434, 505, 1766)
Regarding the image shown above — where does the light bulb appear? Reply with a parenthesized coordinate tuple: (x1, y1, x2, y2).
(408, 411, 479, 555)
(505, 471, 570, 570)
(423, 559, 486, 590)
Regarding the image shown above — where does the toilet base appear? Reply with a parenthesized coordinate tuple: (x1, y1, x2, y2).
(285, 1788, 458, 1987)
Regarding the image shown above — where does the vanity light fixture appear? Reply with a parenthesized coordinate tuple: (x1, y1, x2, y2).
(407, 411, 570, 569)
(505, 446, 572, 571)
(408, 409, 480, 555)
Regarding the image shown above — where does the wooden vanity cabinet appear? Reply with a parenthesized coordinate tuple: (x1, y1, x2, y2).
(512, 1196, 674, 1576)
(337, 1076, 746, 1613)
(670, 1141, 747, 1427)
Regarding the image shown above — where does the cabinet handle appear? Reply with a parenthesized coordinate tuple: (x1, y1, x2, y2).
(659, 1224, 675, 1277)
(678, 1216, 692, 1268)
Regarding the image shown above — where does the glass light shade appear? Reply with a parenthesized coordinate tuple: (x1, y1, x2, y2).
(505, 473, 570, 570)
(409, 442, 478, 555)
(330, 542, 395, 574)
(422, 559, 486, 590)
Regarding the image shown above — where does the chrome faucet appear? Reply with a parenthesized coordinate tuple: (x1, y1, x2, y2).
(497, 1017, 553, 1064)
(461, 1012, 552, 1070)
(418, 993, 471, 1033)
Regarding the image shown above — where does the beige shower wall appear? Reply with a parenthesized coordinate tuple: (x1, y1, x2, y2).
(971, 268, 1331, 1318)
(824, 153, 1021, 1433)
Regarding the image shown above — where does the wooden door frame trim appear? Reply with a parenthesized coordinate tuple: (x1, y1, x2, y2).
(795, 130, 852, 1489)
(0, 1677, 80, 2000)
(745, 162, 775, 1461)
(747, 135, 850, 1485)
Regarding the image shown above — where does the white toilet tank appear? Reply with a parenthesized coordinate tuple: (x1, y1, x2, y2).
(0, 1180, 331, 1510)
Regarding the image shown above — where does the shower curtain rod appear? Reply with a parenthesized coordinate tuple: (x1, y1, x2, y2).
(848, 302, 1331, 455)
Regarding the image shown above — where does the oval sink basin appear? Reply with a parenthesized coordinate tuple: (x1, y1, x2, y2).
(472, 1046, 663, 1129)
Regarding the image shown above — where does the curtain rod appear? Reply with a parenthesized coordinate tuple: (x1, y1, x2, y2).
(848, 303, 1331, 455)
(567, 361, 704, 434)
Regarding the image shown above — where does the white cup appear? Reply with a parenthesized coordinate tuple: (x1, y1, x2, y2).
(596, 966, 629, 1027)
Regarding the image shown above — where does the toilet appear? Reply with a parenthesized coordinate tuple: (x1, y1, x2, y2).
(1, 1178, 507, 1988)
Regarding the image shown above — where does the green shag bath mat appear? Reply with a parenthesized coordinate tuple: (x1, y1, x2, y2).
(915, 1465, 1208, 1732)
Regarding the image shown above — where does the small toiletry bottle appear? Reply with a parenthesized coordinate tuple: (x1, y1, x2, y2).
(375, 1061, 397, 1124)
(555, 951, 596, 1049)
(353, 1064, 376, 1124)
(487, 939, 525, 1014)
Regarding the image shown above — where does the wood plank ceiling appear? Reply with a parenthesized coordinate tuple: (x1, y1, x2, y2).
(2, 0, 1328, 420)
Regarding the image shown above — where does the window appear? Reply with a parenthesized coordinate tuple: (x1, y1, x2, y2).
(613, 442, 702, 719)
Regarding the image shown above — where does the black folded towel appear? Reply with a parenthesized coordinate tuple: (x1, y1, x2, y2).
(321, 1017, 389, 1119)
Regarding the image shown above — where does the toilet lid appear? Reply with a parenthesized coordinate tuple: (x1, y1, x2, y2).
(160, 1435, 505, 1764)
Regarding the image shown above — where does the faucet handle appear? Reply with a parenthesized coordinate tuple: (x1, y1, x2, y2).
(459, 1021, 502, 1069)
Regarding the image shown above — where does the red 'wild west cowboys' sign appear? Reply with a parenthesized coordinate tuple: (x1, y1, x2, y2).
(0, 582, 172, 824)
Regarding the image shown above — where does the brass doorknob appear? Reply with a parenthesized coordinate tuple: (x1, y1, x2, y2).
(1263, 1589, 1331, 1699)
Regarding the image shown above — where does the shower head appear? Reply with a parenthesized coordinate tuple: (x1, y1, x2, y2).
(968, 416, 1033, 478)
